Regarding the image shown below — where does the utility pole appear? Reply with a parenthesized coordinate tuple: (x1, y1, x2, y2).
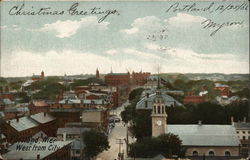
(116, 138, 124, 160)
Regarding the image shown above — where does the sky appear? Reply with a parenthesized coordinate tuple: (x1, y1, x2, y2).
(0, 1, 249, 77)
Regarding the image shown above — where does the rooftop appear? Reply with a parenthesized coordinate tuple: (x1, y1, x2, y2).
(5, 106, 29, 113)
(167, 124, 240, 146)
(59, 99, 108, 105)
(2, 140, 72, 160)
(31, 101, 48, 107)
(234, 122, 250, 130)
(136, 92, 182, 110)
(30, 112, 56, 124)
(57, 127, 91, 135)
(7, 116, 39, 132)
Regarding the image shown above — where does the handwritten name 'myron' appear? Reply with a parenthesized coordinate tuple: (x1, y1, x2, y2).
(201, 19, 244, 36)
(8, 3, 120, 23)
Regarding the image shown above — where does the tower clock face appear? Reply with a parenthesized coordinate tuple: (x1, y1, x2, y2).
(156, 120, 162, 126)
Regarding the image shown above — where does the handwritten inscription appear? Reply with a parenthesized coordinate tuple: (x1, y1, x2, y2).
(201, 19, 244, 36)
(166, 2, 249, 14)
(8, 3, 120, 23)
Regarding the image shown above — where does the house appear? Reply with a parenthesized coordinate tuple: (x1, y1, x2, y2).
(29, 101, 49, 114)
(4, 106, 29, 120)
(214, 83, 231, 97)
(151, 90, 241, 159)
(57, 127, 91, 160)
(81, 108, 109, 131)
(0, 134, 7, 154)
(2, 139, 71, 160)
(3, 116, 40, 143)
(232, 118, 250, 157)
(30, 112, 57, 137)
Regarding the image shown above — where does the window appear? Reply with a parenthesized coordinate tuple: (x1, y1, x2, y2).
(208, 151, 214, 156)
(236, 131, 239, 134)
(243, 131, 245, 134)
(243, 136, 246, 140)
(192, 151, 198, 156)
(76, 150, 80, 154)
(158, 106, 161, 114)
(225, 151, 231, 157)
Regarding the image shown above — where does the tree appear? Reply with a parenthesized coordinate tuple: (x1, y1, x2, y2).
(14, 92, 30, 103)
(128, 88, 144, 102)
(158, 133, 182, 157)
(128, 133, 182, 158)
(83, 129, 110, 159)
(132, 111, 152, 139)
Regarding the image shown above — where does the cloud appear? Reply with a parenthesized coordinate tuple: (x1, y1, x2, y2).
(105, 49, 118, 55)
(2, 46, 248, 77)
(167, 13, 206, 25)
(144, 43, 161, 50)
(121, 16, 165, 35)
(1, 25, 7, 29)
(40, 16, 110, 38)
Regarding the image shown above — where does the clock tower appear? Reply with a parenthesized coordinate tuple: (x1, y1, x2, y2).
(151, 91, 167, 137)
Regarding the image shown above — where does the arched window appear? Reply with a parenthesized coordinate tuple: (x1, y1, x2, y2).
(225, 151, 231, 157)
(158, 106, 161, 114)
(208, 151, 215, 156)
(192, 151, 198, 156)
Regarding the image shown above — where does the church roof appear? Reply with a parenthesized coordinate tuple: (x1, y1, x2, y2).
(136, 93, 182, 110)
(167, 124, 240, 147)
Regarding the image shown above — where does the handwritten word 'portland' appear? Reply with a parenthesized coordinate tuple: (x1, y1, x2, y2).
(166, 2, 248, 14)
(8, 3, 120, 23)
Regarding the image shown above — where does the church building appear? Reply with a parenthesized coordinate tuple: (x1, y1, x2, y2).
(151, 90, 241, 159)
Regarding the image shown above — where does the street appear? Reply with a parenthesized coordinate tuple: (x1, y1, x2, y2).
(96, 101, 131, 160)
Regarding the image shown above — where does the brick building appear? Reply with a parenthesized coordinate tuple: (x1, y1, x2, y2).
(214, 84, 231, 97)
(3, 116, 40, 143)
(29, 101, 49, 114)
(31, 71, 45, 81)
(30, 112, 57, 137)
(104, 72, 130, 86)
(183, 95, 207, 105)
(131, 71, 150, 86)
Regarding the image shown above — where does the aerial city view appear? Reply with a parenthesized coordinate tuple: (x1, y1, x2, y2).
(0, 0, 249, 160)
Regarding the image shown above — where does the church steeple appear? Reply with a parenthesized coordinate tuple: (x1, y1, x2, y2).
(151, 94, 167, 137)
(96, 68, 100, 79)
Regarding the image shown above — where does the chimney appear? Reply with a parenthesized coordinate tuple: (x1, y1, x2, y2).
(198, 120, 202, 126)
(231, 116, 234, 125)
(63, 132, 66, 141)
(146, 93, 149, 98)
(16, 117, 19, 123)
(243, 117, 246, 123)
(37, 154, 40, 160)
(44, 112, 46, 117)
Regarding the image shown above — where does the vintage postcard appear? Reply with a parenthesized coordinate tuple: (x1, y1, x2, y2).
(0, 1, 249, 160)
